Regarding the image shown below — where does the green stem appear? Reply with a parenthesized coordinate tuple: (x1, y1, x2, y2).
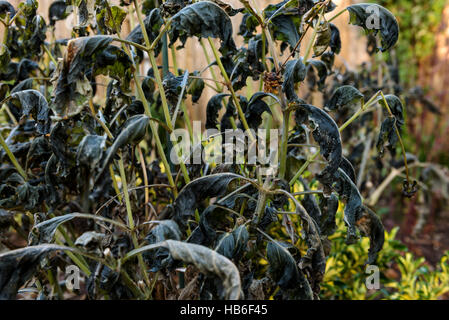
(207, 37, 254, 141)
(0, 133, 27, 180)
(279, 109, 291, 179)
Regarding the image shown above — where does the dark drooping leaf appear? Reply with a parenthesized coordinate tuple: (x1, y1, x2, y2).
(347, 3, 399, 52)
(294, 104, 342, 189)
(0, 244, 73, 299)
(379, 94, 404, 125)
(206, 93, 230, 130)
(52, 35, 114, 118)
(339, 156, 357, 184)
(96, 115, 149, 183)
(331, 168, 362, 243)
(0, 1, 15, 18)
(376, 116, 397, 157)
(169, 2, 237, 55)
(130, 240, 242, 299)
(243, 92, 277, 129)
(172, 173, 241, 228)
(306, 59, 328, 91)
(313, 21, 331, 58)
(356, 205, 385, 264)
(10, 89, 51, 134)
(282, 58, 306, 102)
(325, 85, 364, 111)
(76, 135, 107, 171)
(319, 193, 339, 236)
(263, 2, 300, 52)
(28, 214, 76, 245)
(215, 225, 249, 261)
(329, 23, 341, 54)
(266, 241, 313, 300)
(126, 8, 163, 58)
(49, 0, 69, 26)
(143, 220, 181, 272)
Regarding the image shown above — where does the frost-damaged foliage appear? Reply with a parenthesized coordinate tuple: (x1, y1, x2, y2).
(0, 0, 417, 301)
(347, 3, 399, 52)
(0, 244, 73, 299)
(169, 1, 237, 55)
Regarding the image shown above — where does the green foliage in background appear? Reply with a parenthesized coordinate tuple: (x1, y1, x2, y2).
(320, 210, 449, 300)
(378, 0, 446, 83)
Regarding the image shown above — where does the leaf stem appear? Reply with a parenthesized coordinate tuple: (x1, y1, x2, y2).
(0, 132, 27, 180)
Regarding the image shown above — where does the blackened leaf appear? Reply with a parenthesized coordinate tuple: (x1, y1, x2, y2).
(52, 35, 114, 118)
(93, 45, 134, 91)
(379, 94, 404, 125)
(376, 116, 396, 158)
(173, 173, 241, 228)
(244, 92, 278, 129)
(347, 3, 399, 52)
(356, 206, 385, 265)
(10, 89, 51, 134)
(263, 2, 300, 52)
(319, 193, 339, 236)
(143, 220, 181, 272)
(206, 93, 230, 130)
(127, 240, 242, 299)
(306, 59, 328, 90)
(266, 241, 313, 300)
(28, 214, 75, 245)
(96, 115, 149, 182)
(169, 2, 237, 55)
(339, 156, 357, 184)
(49, 0, 69, 26)
(76, 135, 107, 170)
(282, 58, 306, 102)
(0, 1, 15, 18)
(299, 178, 321, 223)
(215, 225, 249, 260)
(0, 244, 73, 299)
(324, 85, 364, 111)
(74, 231, 105, 249)
(188, 71, 205, 103)
(126, 8, 163, 57)
(294, 104, 342, 189)
(329, 23, 341, 54)
(313, 21, 331, 58)
(331, 168, 363, 243)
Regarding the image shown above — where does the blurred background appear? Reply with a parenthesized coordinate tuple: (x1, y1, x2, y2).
(4, 0, 449, 298)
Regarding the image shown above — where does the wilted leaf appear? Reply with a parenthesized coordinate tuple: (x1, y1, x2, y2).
(306, 59, 328, 90)
(282, 58, 306, 102)
(329, 23, 341, 54)
(49, 0, 69, 26)
(215, 225, 249, 261)
(266, 241, 313, 300)
(0, 244, 73, 299)
(244, 92, 277, 129)
(96, 115, 149, 182)
(172, 173, 241, 227)
(169, 2, 237, 55)
(356, 206, 385, 264)
(97, 4, 127, 34)
(52, 35, 114, 118)
(294, 104, 342, 189)
(128, 240, 242, 300)
(347, 3, 399, 52)
(206, 93, 230, 130)
(324, 85, 364, 111)
(10, 89, 51, 135)
(28, 214, 75, 245)
(143, 220, 181, 271)
(376, 116, 396, 157)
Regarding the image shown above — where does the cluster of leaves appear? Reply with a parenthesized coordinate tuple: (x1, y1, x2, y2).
(0, 0, 422, 300)
(320, 215, 449, 300)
